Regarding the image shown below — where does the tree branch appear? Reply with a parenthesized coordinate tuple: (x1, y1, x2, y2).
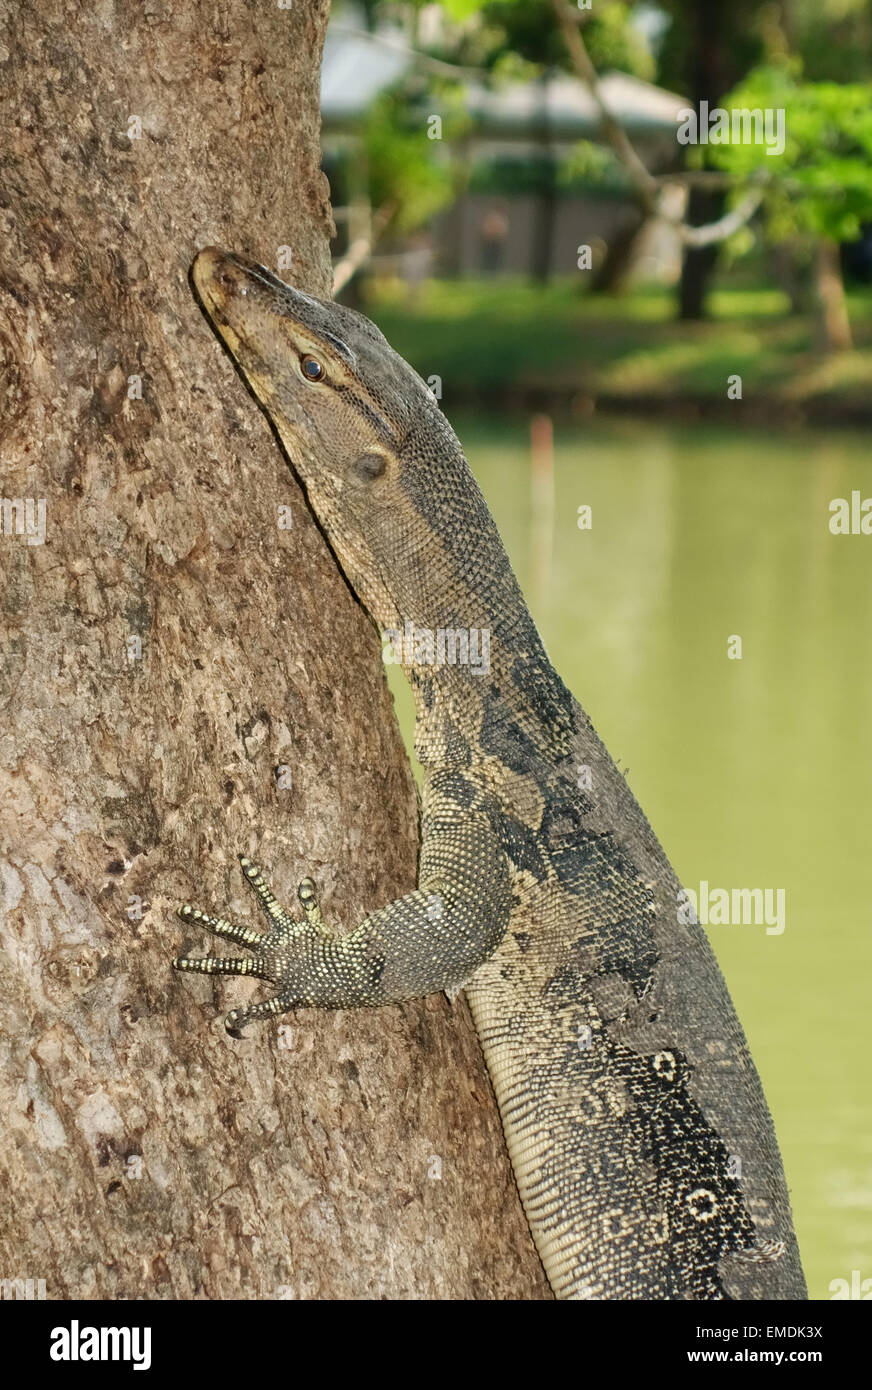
(679, 187, 765, 247)
(551, 0, 764, 247)
(332, 202, 397, 294)
(329, 23, 488, 79)
(552, 0, 660, 215)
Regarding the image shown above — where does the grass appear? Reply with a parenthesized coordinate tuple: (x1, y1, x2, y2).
(363, 277, 872, 419)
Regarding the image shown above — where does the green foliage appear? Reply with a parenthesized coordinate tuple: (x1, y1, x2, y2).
(558, 140, 628, 194)
(357, 0, 654, 227)
(468, 155, 555, 195)
(581, 2, 654, 81)
(467, 143, 629, 197)
(707, 67, 872, 243)
(365, 275, 872, 405)
(439, 0, 652, 79)
(441, 0, 485, 17)
(362, 89, 467, 233)
(787, 0, 872, 84)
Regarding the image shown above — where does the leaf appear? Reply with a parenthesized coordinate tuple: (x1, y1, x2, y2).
(440, 0, 489, 18)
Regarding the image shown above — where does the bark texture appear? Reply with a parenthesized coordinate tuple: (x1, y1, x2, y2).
(0, 0, 550, 1299)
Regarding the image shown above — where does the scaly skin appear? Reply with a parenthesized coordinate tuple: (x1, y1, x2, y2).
(172, 248, 806, 1300)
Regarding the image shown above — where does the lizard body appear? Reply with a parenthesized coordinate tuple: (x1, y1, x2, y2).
(173, 247, 806, 1300)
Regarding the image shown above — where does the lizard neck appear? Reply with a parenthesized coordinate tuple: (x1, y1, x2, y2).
(375, 412, 575, 771)
(297, 403, 575, 772)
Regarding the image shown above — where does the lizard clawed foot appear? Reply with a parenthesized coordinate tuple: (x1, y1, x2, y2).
(172, 855, 333, 1034)
(223, 993, 302, 1038)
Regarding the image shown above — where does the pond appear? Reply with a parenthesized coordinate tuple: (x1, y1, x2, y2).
(387, 413, 871, 1301)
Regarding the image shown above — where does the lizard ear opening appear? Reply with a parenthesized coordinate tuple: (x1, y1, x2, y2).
(352, 452, 388, 482)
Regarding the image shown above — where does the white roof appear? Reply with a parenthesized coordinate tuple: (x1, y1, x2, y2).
(463, 71, 687, 140)
(321, 26, 410, 121)
(321, 22, 685, 139)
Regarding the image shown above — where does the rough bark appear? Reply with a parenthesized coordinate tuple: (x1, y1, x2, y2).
(0, 0, 550, 1300)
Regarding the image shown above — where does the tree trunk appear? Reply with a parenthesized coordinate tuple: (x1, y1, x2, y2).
(813, 236, 853, 353)
(678, 188, 723, 321)
(590, 210, 647, 294)
(0, 0, 549, 1300)
(530, 72, 557, 286)
(672, 0, 762, 320)
(770, 242, 812, 315)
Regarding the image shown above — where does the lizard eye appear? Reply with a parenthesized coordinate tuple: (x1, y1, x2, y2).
(300, 354, 324, 382)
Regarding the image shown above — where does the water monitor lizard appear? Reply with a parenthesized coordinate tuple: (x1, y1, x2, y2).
(172, 246, 806, 1301)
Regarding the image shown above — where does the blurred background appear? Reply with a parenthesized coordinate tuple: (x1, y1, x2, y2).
(322, 0, 872, 1300)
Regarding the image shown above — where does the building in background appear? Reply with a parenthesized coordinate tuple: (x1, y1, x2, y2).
(321, 6, 687, 285)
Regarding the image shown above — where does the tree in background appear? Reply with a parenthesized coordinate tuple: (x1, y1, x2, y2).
(640, 0, 872, 321)
(332, 84, 465, 298)
(787, 0, 872, 83)
(334, 0, 652, 291)
(401, 0, 775, 294)
(657, 0, 765, 318)
(707, 66, 872, 351)
(343, 0, 872, 345)
(447, 0, 653, 286)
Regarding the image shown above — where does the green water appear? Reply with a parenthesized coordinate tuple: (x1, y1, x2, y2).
(388, 414, 871, 1301)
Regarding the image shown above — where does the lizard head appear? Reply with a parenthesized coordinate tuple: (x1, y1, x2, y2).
(191, 248, 568, 744)
(191, 246, 437, 627)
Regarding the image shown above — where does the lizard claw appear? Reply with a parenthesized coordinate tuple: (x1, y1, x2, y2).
(296, 875, 332, 936)
(172, 855, 335, 1032)
(223, 993, 300, 1037)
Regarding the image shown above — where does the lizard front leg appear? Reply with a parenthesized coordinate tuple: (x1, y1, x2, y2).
(172, 814, 511, 1034)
